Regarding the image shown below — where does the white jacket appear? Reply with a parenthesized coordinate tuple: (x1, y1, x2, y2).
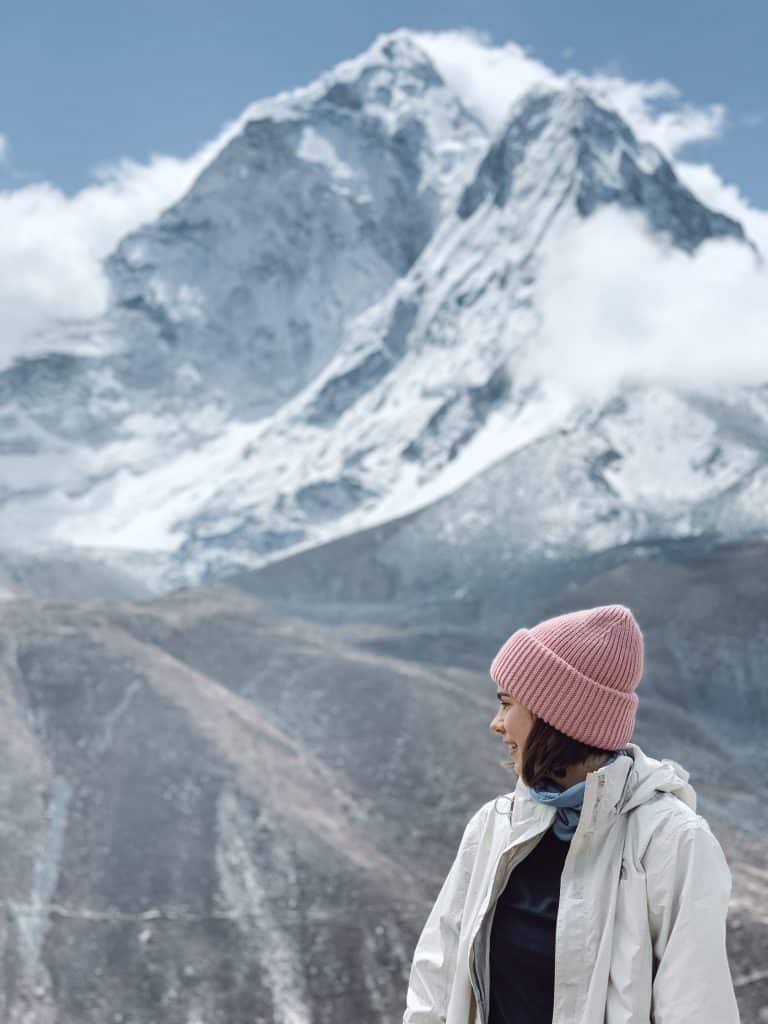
(403, 741, 740, 1024)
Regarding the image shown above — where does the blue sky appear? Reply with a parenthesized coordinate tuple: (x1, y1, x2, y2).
(1, 0, 766, 204)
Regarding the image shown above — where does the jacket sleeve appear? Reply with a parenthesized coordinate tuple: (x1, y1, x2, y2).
(403, 805, 485, 1024)
(645, 816, 741, 1023)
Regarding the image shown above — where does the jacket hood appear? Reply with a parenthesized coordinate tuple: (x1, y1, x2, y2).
(617, 741, 697, 814)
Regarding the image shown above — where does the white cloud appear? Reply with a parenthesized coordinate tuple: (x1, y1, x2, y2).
(416, 30, 725, 159)
(0, 113, 250, 369)
(528, 206, 768, 402)
(414, 29, 559, 134)
(577, 73, 725, 155)
(675, 160, 768, 254)
(0, 134, 8, 163)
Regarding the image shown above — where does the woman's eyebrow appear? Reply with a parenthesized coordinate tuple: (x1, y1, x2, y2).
(496, 691, 508, 700)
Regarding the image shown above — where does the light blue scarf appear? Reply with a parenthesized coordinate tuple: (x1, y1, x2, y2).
(529, 751, 621, 840)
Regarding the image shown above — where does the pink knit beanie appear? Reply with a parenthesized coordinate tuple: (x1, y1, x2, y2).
(489, 604, 644, 750)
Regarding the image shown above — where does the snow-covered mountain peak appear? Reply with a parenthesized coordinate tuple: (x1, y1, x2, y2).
(312, 29, 447, 113)
(234, 28, 478, 142)
(0, 35, 763, 592)
(457, 81, 745, 252)
(99, 31, 489, 425)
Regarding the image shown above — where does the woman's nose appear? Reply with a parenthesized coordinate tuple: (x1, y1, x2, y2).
(490, 713, 503, 733)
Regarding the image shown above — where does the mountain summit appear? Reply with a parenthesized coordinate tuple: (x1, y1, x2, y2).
(0, 32, 761, 591)
(458, 84, 744, 251)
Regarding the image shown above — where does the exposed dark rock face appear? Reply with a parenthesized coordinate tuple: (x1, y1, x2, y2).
(459, 87, 745, 253)
(305, 350, 394, 427)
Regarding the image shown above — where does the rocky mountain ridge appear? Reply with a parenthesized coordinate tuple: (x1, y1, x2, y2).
(0, 30, 761, 594)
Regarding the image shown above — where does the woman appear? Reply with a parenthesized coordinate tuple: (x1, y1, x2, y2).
(403, 604, 740, 1024)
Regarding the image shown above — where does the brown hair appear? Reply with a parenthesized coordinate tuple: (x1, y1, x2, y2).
(506, 715, 616, 789)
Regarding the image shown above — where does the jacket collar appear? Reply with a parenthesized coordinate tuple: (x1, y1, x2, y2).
(505, 748, 635, 838)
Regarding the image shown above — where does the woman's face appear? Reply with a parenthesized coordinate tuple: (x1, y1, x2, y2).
(489, 690, 535, 775)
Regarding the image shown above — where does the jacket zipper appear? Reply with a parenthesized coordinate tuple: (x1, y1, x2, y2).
(468, 835, 541, 1023)
(551, 773, 605, 1024)
(471, 776, 607, 1024)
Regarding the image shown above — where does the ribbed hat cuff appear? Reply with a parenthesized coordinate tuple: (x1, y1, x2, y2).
(489, 628, 637, 750)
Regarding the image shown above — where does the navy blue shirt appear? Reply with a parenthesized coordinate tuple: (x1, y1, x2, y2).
(488, 824, 569, 1024)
